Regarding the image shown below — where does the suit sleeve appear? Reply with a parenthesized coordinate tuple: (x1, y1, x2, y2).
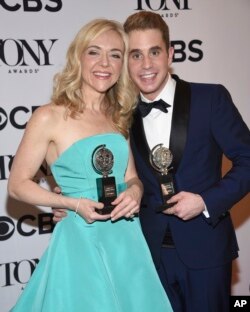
(201, 84, 250, 226)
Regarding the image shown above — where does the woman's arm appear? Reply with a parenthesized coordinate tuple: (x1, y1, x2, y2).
(8, 105, 109, 223)
(8, 104, 75, 209)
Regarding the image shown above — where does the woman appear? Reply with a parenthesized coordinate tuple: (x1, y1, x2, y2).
(8, 19, 173, 311)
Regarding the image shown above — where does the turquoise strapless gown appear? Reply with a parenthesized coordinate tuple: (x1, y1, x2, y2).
(11, 133, 173, 312)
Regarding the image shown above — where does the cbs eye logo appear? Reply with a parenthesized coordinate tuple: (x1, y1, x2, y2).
(0, 107, 8, 130)
(0, 216, 15, 240)
(0, 106, 39, 130)
(0, 214, 54, 241)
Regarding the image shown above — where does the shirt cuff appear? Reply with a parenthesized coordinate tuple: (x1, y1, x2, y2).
(203, 205, 210, 218)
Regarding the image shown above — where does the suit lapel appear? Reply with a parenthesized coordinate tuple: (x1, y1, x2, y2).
(170, 75, 191, 172)
(131, 75, 191, 174)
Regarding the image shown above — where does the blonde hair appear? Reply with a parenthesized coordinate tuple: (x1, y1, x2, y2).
(51, 18, 138, 138)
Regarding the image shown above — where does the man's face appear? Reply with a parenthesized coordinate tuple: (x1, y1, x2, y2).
(128, 29, 173, 101)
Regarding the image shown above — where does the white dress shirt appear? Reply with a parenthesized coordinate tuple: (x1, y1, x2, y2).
(140, 74, 175, 150)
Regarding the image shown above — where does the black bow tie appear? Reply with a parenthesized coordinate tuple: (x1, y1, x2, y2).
(138, 99, 171, 118)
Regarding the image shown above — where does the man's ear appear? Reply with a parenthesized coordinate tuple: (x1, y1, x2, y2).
(168, 46, 174, 65)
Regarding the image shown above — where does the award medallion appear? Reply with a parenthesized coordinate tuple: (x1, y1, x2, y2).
(92, 145, 117, 214)
(150, 144, 176, 212)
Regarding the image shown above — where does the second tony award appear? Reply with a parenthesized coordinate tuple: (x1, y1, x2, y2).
(150, 143, 176, 212)
(92, 144, 117, 215)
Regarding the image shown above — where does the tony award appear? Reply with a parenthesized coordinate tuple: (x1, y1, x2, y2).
(92, 144, 117, 215)
(150, 144, 176, 212)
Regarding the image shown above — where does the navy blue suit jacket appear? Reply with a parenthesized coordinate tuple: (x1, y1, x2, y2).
(130, 75, 250, 269)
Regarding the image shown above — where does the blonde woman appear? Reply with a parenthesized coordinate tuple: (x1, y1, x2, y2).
(8, 19, 173, 312)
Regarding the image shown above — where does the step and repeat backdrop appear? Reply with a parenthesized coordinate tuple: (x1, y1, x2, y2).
(1, 1, 250, 310)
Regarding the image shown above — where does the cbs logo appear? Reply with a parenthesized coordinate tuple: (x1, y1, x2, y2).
(0, 214, 54, 241)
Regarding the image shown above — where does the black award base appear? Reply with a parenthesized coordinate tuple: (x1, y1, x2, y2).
(96, 176, 117, 215)
(156, 173, 176, 212)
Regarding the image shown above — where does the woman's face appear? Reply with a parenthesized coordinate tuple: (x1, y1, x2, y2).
(80, 29, 124, 95)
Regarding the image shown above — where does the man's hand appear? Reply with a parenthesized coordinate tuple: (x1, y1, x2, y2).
(52, 208, 67, 223)
(52, 186, 66, 223)
(163, 191, 205, 220)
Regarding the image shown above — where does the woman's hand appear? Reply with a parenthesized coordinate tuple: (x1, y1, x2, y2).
(52, 186, 111, 223)
(110, 178, 142, 221)
(74, 197, 110, 223)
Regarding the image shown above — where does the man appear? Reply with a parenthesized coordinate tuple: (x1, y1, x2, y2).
(54, 11, 250, 311)
(123, 11, 250, 312)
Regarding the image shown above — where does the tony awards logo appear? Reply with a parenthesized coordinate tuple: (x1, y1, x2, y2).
(150, 144, 176, 211)
(92, 145, 117, 214)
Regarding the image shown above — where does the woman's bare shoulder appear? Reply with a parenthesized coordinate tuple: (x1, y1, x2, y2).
(29, 103, 65, 126)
